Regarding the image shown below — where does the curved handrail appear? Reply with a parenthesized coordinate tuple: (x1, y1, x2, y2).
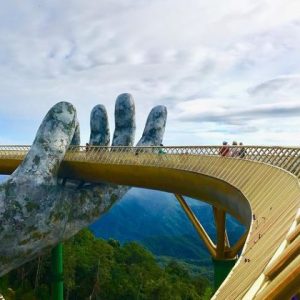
(1, 144, 300, 177)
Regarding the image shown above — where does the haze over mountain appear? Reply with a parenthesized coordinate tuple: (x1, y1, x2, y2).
(90, 187, 244, 262)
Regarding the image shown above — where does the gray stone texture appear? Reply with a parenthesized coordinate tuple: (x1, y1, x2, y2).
(89, 105, 110, 146)
(137, 105, 167, 146)
(71, 119, 81, 146)
(112, 93, 136, 146)
(0, 94, 167, 276)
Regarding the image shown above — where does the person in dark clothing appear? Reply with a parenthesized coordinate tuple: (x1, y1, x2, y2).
(239, 142, 246, 158)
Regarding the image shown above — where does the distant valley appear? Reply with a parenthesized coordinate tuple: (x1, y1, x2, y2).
(0, 175, 245, 280)
(90, 187, 245, 279)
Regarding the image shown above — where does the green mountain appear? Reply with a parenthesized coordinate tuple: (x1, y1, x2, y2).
(90, 188, 245, 279)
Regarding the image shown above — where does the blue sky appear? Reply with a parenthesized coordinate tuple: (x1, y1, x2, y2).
(0, 0, 300, 145)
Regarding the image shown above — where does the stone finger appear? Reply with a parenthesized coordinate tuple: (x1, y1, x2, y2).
(136, 105, 167, 146)
(112, 93, 136, 146)
(89, 105, 110, 146)
(71, 118, 81, 146)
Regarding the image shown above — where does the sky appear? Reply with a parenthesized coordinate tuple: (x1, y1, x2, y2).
(0, 0, 300, 146)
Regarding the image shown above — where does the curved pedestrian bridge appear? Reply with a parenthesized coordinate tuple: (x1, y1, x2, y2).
(0, 145, 300, 299)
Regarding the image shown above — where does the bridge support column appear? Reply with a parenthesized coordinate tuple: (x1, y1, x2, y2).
(51, 242, 64, 300)
(212, 257, 237, 290)
(174, 194, 216, 257)
(212, 206, 237, 290)
(174, 195, 241, 291)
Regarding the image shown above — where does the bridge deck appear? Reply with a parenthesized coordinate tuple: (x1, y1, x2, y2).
(0, 146, 300, 299)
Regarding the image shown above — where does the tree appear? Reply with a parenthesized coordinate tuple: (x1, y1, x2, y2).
(0, 229, 212, 300)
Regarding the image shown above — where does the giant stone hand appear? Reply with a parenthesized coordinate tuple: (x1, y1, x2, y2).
(0, 93, 167, 276)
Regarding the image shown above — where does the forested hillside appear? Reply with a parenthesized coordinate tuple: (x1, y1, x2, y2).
(0, 229, 212, 300)
(90, 188, 244, 279)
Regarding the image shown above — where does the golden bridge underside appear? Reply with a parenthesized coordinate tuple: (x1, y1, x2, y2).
(0, 147, 300, 299)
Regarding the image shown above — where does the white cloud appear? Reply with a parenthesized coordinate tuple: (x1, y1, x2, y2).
(0, 0, 300, 145)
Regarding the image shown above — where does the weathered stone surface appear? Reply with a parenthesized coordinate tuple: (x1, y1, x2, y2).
(0, 94, 167, 276)
(112, 93, 136, 146)
(137, 105, 167, 146)
(89, 105, 110, 146)
(12, 102, 77, 184)
(71, 119, 81, 146)
(0, 101, 79, 274)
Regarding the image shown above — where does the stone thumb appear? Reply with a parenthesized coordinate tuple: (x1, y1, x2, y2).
(12, 102, 78, 184)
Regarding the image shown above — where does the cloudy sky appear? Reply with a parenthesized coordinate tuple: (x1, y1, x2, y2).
(0, 0, 300, 146)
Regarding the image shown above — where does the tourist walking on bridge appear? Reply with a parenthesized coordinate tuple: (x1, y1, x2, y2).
(219, 141, 230, 156)
(231, 141, 240, 157)
(158, 143, 166, 154)
(239, 142, 246, 158)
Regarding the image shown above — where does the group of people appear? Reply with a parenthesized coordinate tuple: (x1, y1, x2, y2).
(219, 141, 246, 158)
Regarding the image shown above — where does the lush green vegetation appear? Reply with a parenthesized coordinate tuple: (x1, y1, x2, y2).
(156, 256, 213, 283)
(0, 229, 212, 300)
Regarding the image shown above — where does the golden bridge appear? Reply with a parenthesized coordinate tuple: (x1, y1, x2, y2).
(0, 145, 300, 299)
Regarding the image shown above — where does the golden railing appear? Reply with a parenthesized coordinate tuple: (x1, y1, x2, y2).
(2, 144, 300, 176)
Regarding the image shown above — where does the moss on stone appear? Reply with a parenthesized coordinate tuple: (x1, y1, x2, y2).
(12, 201, 22, 213)
(67, 105, 74, 115)
(26, 225, 38, 234)
(30, 231, 45, 241)
(19, 238, 31, 245)
(25, 201, 40, 212)
(33, 155, 40, 165)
